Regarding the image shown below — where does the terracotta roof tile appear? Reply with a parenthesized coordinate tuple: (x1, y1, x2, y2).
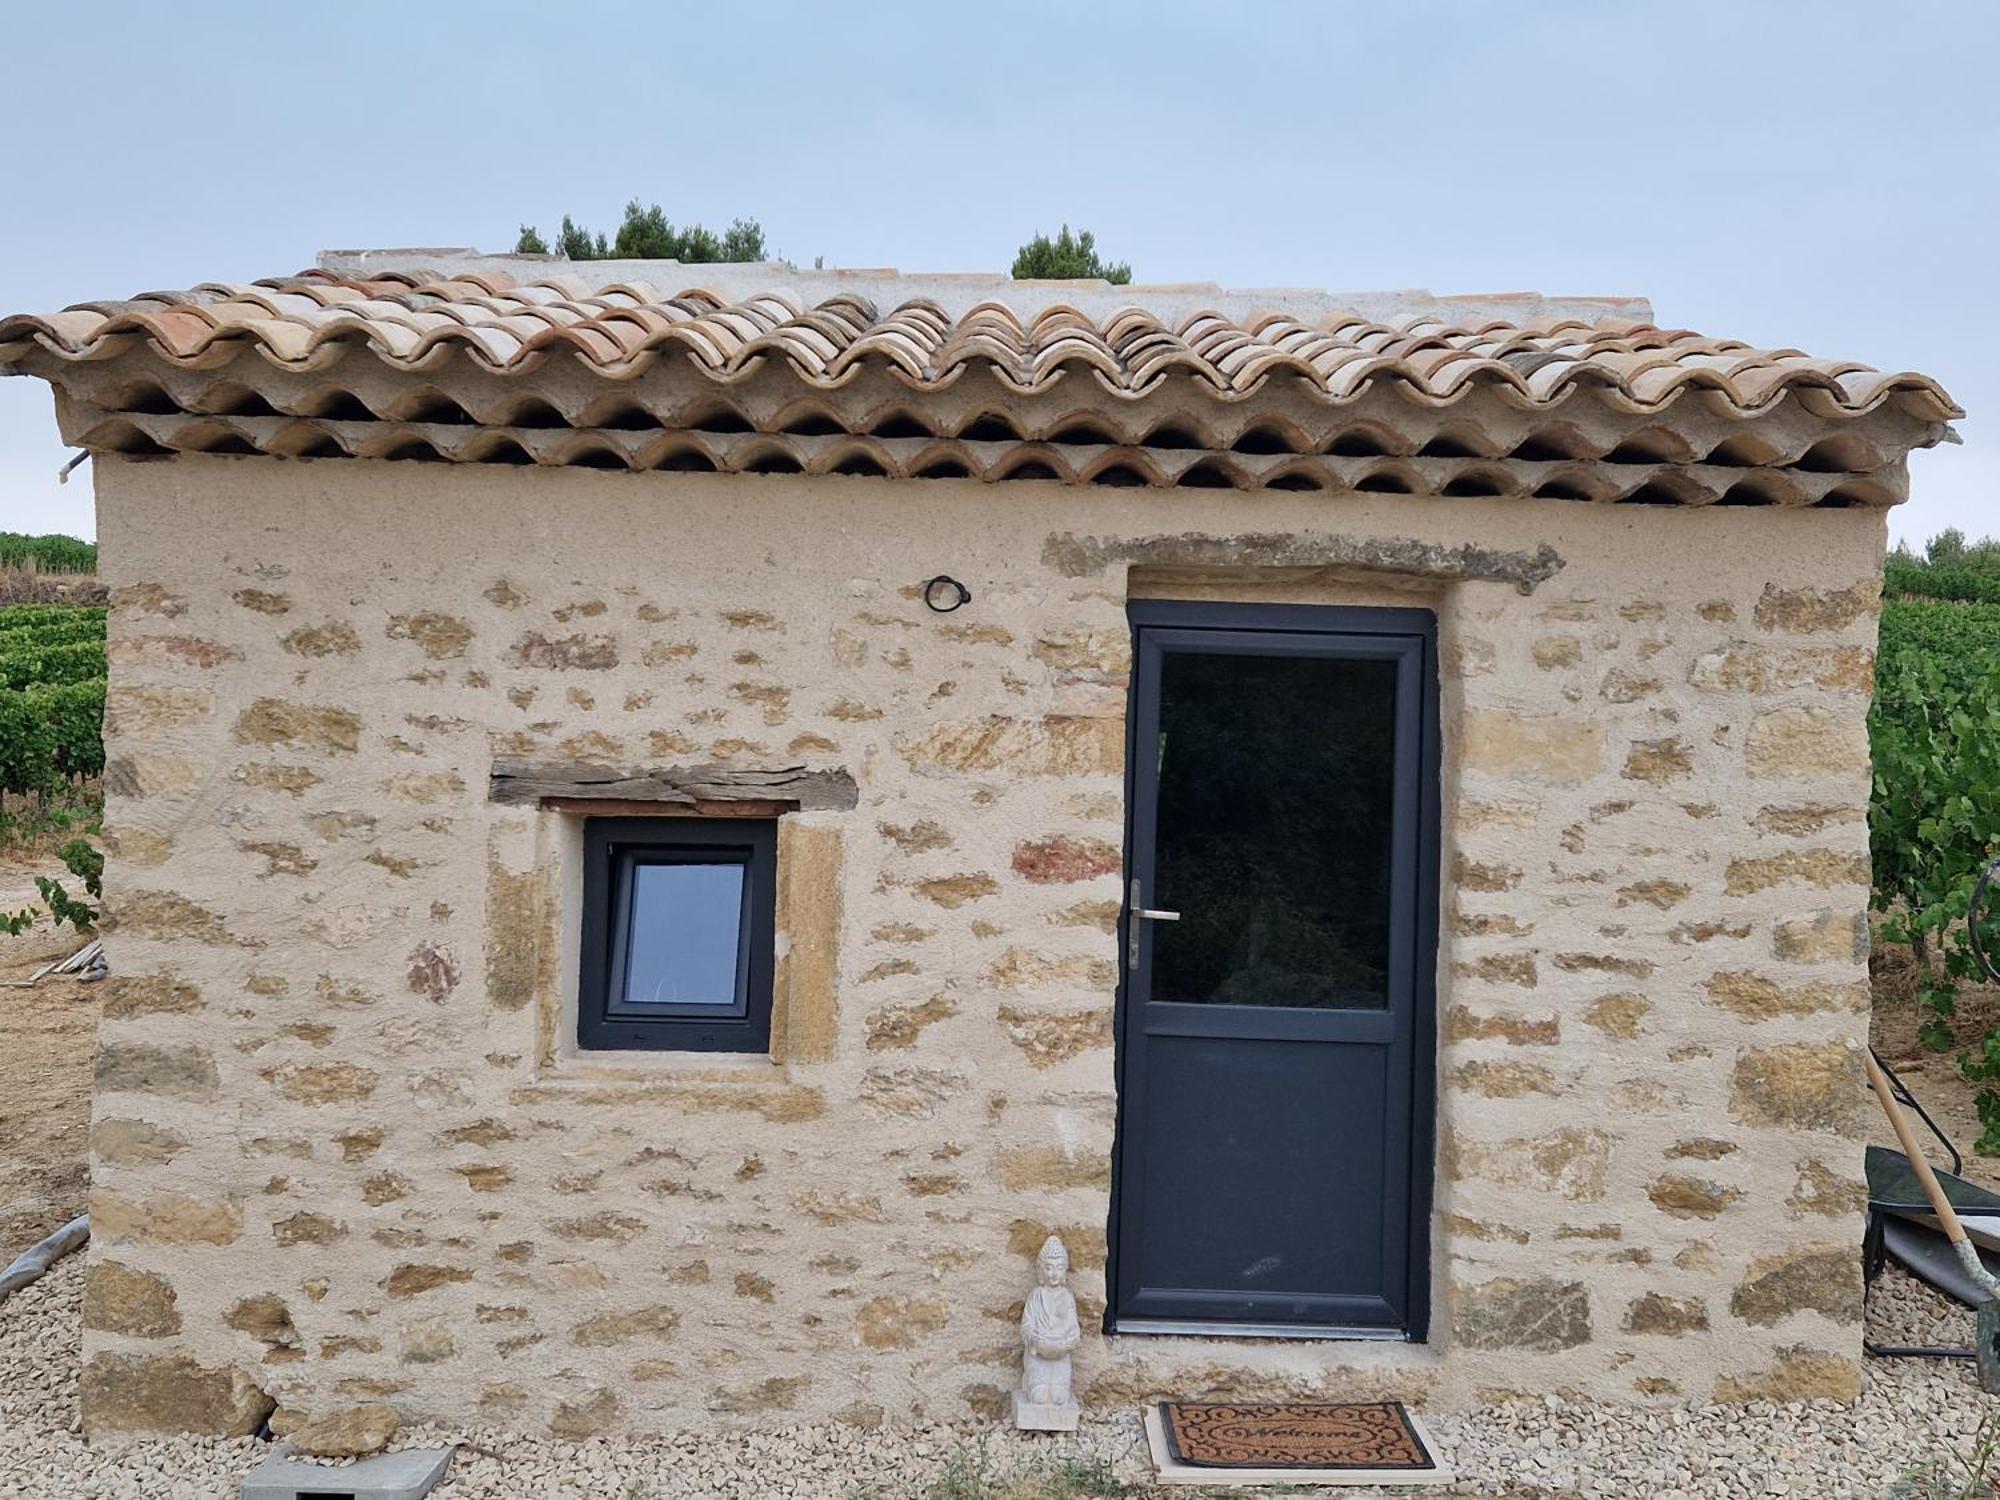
(0, 264, 1958, 422)
(0, 257, 1960, 507)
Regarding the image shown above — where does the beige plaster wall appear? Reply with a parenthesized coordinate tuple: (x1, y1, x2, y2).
(80, 454, 1885, 1436)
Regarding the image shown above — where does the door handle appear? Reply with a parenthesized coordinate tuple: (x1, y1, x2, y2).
(1129, 879, 1179, 922)
(1128, 880, 1180, 966)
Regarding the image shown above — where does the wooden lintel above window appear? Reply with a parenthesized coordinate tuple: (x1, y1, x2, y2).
(489, 759, 858, 813)
(542, 796, 795, 820)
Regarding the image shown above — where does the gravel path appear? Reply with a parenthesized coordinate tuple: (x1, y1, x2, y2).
(4, 1254, 1997, 1499)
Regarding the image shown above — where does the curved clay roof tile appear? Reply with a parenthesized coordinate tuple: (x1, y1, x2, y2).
(1028, 304, 1098, 332)
(406, 279, 481, 304)
(1723, 362, 1843, 407)
(775, 311, 867, 352)
(698, 311, 767, 350)
(4, 311, 108, 353)
(601, 280, 668, 305)
(424, 323, 525, 369)
(355, 304, 458, 337)
(565, 319, 656, 360)
(813, 292, 880, 320)
(751, 327, 843, 373)
(594, 307, 679, 337)
(1616, 365, 1718, 406)
(0, 268, 1964, 426)
(497, 284, 567, 308)
(624, 324, 718, 371)
(1222, 349, 1323, 394)
(1391, 344, 1469, 377)
(443, 270, 518, 296)
(124, 308, 227, 359)
(1028, 338, 1125, 380)
(1519, 359, 1589, 402)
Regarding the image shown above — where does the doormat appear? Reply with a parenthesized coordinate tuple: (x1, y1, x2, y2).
(1145, 1402, 1453, 1488)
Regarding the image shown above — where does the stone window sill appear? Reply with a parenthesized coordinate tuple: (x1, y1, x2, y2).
(536, 1048, 785, 1085)
(506, 1050, 827, 1123)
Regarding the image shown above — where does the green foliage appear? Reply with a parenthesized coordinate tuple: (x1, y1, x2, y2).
(1011, 225, 1132, 284)
(1922, 527, 2000, 572)
(1887, 533, 2000, 605)
(0, 637, 105, 690)
(0, 604, 106, 700)
(1881, 600, 2000, 671)
(0, 831, 100, 936)
(0, 532, 96, 574)
(1872, 535, 2000, 1151)
(1888, 552, 2000, 607)
(1890, 1410, 2000, 1498)
(558, 214, 607, 261)
(0, 608, 106, 651)
(0, 597, 106, 935)
(0, 829, 102, 941)
(0, 603, 105, 630)
(0, 678, 105, 796)
(923, 1447, 1124, 1500)
(516, 202, 769, 263)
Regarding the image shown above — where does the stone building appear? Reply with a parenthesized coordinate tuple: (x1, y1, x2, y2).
(0, 253, 1961, 1438)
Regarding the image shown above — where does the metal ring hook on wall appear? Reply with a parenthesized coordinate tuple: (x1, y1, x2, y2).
(922, 576, 972, 613)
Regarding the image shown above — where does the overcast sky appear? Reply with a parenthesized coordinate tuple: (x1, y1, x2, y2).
(2, 1, 1991, 547)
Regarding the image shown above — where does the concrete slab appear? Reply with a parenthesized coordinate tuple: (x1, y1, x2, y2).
(1142, 1406, 1457, 1488)
(240, 1445, 453, 1500)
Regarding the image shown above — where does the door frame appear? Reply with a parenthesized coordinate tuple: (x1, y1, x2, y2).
(1104, 598, 1442, 1341)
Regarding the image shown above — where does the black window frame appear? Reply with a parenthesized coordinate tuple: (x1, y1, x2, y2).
(578, 816, 777, 1053)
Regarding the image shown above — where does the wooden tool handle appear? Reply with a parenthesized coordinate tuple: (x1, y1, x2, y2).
(1865, 1048, 1969, 1247)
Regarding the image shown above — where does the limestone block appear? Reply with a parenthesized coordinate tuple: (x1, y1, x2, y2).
(81, 1352, 274, 1437)
(1460, 712, 1603, 783)
(1747, 706, 1870, 777)
(1454, 1278, 1591, 1351)
(82, 1263, 181, 1337)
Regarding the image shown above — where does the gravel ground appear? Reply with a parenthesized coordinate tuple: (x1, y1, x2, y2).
(4, 1254, 1999, 1499)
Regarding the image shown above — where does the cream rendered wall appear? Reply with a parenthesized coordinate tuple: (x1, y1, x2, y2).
(79, 454, 1884, 1435)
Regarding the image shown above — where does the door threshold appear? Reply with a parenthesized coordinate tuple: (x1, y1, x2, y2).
(1113, 1317, 1412, 1342)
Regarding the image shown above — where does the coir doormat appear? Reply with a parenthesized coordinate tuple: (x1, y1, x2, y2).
(1156, 1401, 1440, 1471)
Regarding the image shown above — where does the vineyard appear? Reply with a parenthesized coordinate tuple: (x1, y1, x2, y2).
(0, 603, 103, 805)
(0, 592, 103, 936)
(0, 532, 98, 576)
(1872, 534, 2000, 1148)
(0, 593, 104, 935)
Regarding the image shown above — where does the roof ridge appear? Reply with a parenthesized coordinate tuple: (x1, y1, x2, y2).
(314, 248, 1656, 329)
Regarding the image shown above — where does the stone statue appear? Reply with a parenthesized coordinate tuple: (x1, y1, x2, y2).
(1014, 1234, 1081, 1431)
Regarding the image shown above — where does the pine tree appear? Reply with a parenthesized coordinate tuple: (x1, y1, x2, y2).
(515, 202, 769, 263)
(1011, 226, 1131, 284)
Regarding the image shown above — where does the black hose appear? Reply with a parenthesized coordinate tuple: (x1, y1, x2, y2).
(1866, 1340, 1976, 1361)
(1972, 856, 2000, 986)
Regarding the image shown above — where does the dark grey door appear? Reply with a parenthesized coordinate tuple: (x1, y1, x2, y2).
(1109, 601, 1438, 1339)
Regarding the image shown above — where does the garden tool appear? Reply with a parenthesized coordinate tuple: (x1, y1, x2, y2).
(1866, 1048, 2000, 1393)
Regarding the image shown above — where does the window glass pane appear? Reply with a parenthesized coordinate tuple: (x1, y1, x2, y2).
(622, 861, 745, 1008)
(1151, 650, 1399, 1009)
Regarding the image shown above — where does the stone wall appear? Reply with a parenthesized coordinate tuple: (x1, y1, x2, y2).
(81, 454, 1884, 1435)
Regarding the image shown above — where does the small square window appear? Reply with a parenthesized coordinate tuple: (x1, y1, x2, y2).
(579, 818, 777, 1052)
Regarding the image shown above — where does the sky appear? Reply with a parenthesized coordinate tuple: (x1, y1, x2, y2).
(1, 0, 1993, 547)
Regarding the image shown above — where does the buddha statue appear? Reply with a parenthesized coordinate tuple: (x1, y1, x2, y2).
(1014, 1234, 1082, 1430)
